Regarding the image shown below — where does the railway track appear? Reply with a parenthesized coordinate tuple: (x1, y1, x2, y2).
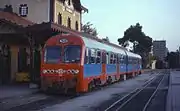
(104, 72, 168, 111)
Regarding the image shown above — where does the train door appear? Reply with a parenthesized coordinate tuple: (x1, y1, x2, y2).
(126, 55, 129, 73)
(116, 53, 120, 80)
(101, 50, 106, 82)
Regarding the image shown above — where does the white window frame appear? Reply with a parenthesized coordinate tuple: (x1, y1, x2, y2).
(19, 4, 28, 17)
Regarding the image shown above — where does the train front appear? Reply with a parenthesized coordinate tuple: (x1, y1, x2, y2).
(41, 34, 84, 94)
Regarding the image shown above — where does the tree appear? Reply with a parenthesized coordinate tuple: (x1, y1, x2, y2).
(166, 52, 180, 68)
(81, 22, 98, 36)
(102, 36, 110, 42)
(118, 23, 153, 68)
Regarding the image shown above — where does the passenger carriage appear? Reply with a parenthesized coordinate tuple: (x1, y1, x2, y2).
(41, 34, 142, 93)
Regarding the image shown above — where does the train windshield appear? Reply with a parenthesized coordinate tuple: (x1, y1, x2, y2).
(44, 46, 62, 63)
(64, 45, 81, 63)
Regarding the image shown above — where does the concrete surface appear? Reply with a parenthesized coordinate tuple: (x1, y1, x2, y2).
(40, 73, 157, 111)
(166, 71, 180, 111)
(0, 84, 48, 111)
(0, 84, 38, 99)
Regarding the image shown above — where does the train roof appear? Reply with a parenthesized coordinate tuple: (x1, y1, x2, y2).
(80, 32, 141, 59)
(51, 33, 141, 59)
(81, 36, 126, 55)
(125, 50, 142, 59)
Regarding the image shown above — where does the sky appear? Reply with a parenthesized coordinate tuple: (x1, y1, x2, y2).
(81, 0, 180, 51)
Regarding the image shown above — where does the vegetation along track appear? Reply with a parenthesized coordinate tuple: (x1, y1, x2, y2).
(105, 71, 169, 111)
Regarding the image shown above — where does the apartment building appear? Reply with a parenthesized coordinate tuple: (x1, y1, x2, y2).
(153, 40, 167, 61)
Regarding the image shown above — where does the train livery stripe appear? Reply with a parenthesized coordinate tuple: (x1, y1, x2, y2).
(106, 64, 117, 74)
(120, 64, 126, 73)
(84, 64, 102, 77)
(127, 64, 133, 72)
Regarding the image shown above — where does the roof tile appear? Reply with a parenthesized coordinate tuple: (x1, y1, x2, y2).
(0, 11, 34, 27)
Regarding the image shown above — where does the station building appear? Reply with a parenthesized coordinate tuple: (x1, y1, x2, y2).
(0, 0, 88, 85)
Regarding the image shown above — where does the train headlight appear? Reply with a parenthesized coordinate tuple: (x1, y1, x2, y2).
(72, 69, 79, 74)
(42, 69, 79, 74)
(42, 69, 55, 74)
(42, 69, 47, 74)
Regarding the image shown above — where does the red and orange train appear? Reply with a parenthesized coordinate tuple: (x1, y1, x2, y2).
(40, 33, 142, 93)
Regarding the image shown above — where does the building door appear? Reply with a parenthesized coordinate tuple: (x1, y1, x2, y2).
(33, 49, 41, 85)
(0, 44, 11, 85)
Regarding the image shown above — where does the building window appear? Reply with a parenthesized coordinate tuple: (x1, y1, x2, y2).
(58, 13, 62, 25)
(68, 0, 71, 6)
(67, 17, 71, 28)
(19, 4, 28, 17)
(75, 21, 79, 30)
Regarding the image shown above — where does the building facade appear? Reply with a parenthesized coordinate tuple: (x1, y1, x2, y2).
(153, 40, 167, 61)
(0, 0, 87, 31)
(0, 0, 87, 85)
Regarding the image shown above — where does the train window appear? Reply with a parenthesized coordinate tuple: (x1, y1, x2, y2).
(128, 57, 130, 64)
(84, 48, 89, 64)
(120, 55, 122, 64)
(110, 53, 114, 64)
(96, 50, 101, 64)
(132, 58, 134, 64)
(123, 55, 126, 64)
(106, 52, 110, 64)
(120, 54, 124, 64)
(97, 51, 101, 56)
(90, 49, 96, 64)
(114, 54, 117, 64)
(135, 58, 137, 64)
(131, 58, 133, 64)
(64, 45, 81, 63)
(45, 46, 62, 63)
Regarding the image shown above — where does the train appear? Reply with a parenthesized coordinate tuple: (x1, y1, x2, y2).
(40, 33, 142, 94)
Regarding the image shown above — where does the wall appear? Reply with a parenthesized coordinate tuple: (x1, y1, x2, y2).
(10, 45, 18, 81)
(0, 0, 50, 24)
(0, 22, 16, 33)
(54, 0, 81, 31)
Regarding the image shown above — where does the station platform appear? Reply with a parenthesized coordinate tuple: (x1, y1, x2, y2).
(0, 83, 38, 100)
(166, 71, 180, 111)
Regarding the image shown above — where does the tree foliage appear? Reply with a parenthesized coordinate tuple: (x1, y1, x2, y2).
(118, 23, 153, 68)
(81, 22, 98, 36)
(118, 23, 152, 53)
